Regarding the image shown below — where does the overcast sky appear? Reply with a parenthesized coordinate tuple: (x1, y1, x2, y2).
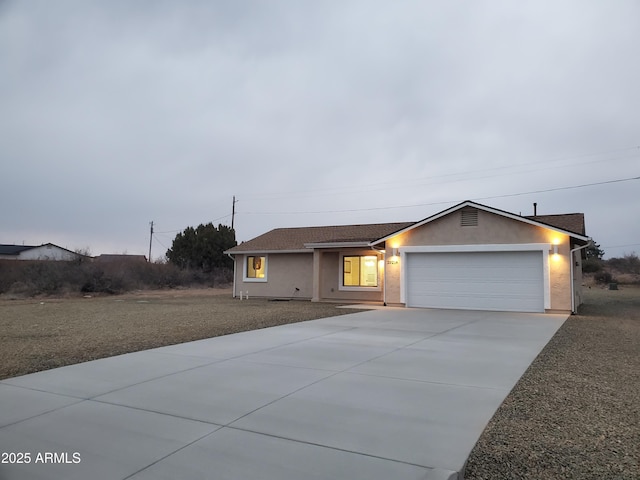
(1, 1, 638, 260)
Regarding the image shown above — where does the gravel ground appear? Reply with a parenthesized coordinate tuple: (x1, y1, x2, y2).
(464, 286, 640, 480)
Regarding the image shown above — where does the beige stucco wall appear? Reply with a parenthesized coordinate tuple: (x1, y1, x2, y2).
(383, 253, 402, 306)
(572, 247, 584, 310)
(383, 209, 574, 311)
(549, 241, 572, 311)
(234, 253, 313, 299)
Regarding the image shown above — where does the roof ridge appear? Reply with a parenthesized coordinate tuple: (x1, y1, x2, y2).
(276, 220, 414, 228)
(525, 213, 584, 217)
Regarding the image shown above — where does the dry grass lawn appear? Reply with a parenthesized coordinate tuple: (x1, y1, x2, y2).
(0, 288, 362, 380)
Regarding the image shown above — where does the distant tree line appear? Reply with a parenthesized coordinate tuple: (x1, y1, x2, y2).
(166, 223, 236, 271)
(0, 222, 238, 297)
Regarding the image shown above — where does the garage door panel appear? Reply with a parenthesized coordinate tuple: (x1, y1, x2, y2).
(407, 291, 543, 312)
(405, 251, 544, 312)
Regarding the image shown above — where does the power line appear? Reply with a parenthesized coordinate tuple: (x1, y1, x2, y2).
(601, 243, 640, 249)
(238, 146, 640, 201)
(240, 175, 640, 216)
(153, 235, 170, 251)
(150, 214, 233, 237)
(472, 176, 640, 202)
(211, 213, 233, 223)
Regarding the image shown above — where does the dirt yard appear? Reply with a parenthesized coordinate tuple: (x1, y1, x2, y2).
(0, 288, 362, 380)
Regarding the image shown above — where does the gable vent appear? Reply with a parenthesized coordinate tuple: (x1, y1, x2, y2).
(461, 208, 479, 227)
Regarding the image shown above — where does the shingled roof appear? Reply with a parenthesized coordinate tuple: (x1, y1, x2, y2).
(0, 244, 34, 256)
(227, 203, 587, 254)
(226, 222, 414, 253)
(525, 214, 586, 236)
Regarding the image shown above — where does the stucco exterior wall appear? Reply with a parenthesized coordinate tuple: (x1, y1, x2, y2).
(572, 247, 584, 310)
(392, 210, 560, 246)
(234, 253, 313, 299)
(384, 253, 402, 306)
(384, 210, 573, 311)
(549, 241, 571, 311)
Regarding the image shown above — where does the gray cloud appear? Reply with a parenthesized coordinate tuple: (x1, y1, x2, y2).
(1, 0, 638, 258)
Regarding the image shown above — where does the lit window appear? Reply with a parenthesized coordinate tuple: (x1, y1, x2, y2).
(343, 255, 378, 287)
(246, 256, 266, 279)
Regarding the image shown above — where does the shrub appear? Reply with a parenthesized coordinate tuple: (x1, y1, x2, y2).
(594, 271, 614, 285)
(0, 260, 232, 297)
(80, 266, 128, 294)
(0, 261, 24, 292)
(606, 252, 640, 274)
(25, 261, 65, 295)
(582, 258, 603, 273)
(614, 273, 640, 285)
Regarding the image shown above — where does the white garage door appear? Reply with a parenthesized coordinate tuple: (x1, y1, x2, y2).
(405, 251, 544, 312)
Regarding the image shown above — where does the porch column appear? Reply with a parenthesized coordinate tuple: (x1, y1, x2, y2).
(312, 249, 321, 302)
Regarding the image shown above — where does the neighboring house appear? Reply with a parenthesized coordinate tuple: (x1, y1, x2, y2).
(225, 201, 591, 314)
(0, 243, 86, 261)
(93, 254, 148, 263)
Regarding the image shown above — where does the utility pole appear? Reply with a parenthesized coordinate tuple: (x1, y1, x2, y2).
(148, 221, 154, 262)
(231, 196, 237, 230)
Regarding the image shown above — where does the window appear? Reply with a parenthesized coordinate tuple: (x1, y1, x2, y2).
(245, 255, 266, 280)
(343, 255, 378, 287)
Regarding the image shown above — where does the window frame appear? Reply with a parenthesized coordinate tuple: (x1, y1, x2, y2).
(339, 253, 381, 291)
(243, 254, 268, 282)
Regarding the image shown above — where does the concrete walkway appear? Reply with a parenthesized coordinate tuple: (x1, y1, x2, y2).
(0, 308, 567, 480)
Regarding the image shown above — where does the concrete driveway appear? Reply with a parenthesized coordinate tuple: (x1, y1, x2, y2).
(0, 308, 566, 480)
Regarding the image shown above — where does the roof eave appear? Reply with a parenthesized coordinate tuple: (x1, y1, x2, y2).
(372, 200, 590, 244)
(303, 241, 372, 249)
(224, 248, 311, 255)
